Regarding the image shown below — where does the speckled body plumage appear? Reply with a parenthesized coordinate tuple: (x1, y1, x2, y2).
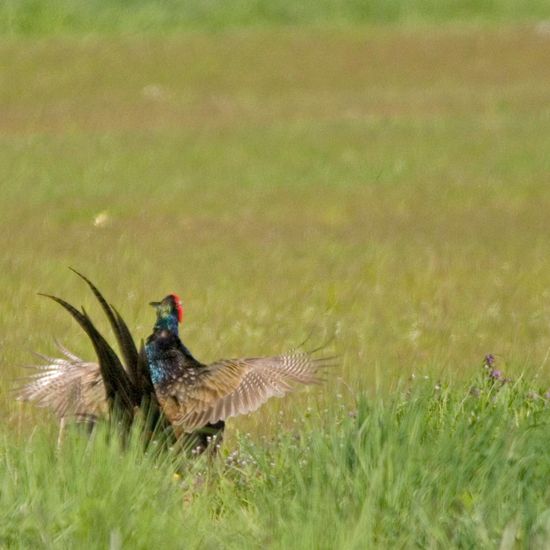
(146, 324, 199, 386)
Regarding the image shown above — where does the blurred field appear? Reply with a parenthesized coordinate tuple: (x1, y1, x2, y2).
(2, 14, 550, 548)
(2, 25, 550, 420)
(1, 0, 549, 35)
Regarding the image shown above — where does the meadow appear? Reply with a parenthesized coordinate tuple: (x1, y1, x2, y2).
(1, 3, 550, 547)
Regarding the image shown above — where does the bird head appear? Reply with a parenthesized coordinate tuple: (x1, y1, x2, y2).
(150, 294, 183, 332)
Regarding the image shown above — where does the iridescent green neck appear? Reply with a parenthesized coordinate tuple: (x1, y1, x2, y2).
(154, 314, 179, 335)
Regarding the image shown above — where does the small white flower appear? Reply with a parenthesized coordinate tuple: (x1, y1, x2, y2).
(93, 211, 110, 228)
(142, 84, 172, 101)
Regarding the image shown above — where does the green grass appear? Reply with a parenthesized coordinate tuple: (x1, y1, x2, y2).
(3, 376, 550, 547)
(1, 0, 549, 36)
(1, 22, 550, 547)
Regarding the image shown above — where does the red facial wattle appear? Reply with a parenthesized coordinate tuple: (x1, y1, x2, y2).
(171, 294, 183, 323)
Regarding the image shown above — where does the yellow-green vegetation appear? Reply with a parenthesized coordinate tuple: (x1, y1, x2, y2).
(1, 0, 549, 35)
(1, 16, 550, 548)
(3, 379, 550, 547)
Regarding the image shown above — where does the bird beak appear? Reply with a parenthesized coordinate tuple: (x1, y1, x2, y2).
(149, 301, 161, 308)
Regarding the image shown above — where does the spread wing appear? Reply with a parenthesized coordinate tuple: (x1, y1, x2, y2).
(167, 351, 333, 433)
(16, 342, 106, 423)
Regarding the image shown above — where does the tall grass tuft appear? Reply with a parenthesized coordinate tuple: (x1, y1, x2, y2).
(3, 371, 550, 547)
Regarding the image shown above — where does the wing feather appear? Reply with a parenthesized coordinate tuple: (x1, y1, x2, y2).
(17, 345, 106, 422)
(172, 351, 332, 432)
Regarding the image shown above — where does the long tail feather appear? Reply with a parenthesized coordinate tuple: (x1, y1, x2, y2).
(69, 269, 139, 382)
(39, 293, 136, 417)
(111, 305, 143, 390)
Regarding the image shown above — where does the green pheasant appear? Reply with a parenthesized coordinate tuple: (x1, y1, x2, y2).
(18, 272, 333, 453)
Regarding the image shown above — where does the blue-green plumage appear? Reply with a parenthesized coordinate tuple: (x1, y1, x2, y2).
(145, 294, 201, 386)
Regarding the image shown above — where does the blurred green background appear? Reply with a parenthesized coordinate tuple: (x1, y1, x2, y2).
(1, 2, 550, 432)
(1, 0, 549, 34)
(3, 2, 550, 548)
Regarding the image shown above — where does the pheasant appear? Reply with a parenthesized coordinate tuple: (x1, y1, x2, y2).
(18, 272, 332, 452)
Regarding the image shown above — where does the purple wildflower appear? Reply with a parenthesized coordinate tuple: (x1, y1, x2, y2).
(489, 369, 502, 380)
(484, 354, 495, 368)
